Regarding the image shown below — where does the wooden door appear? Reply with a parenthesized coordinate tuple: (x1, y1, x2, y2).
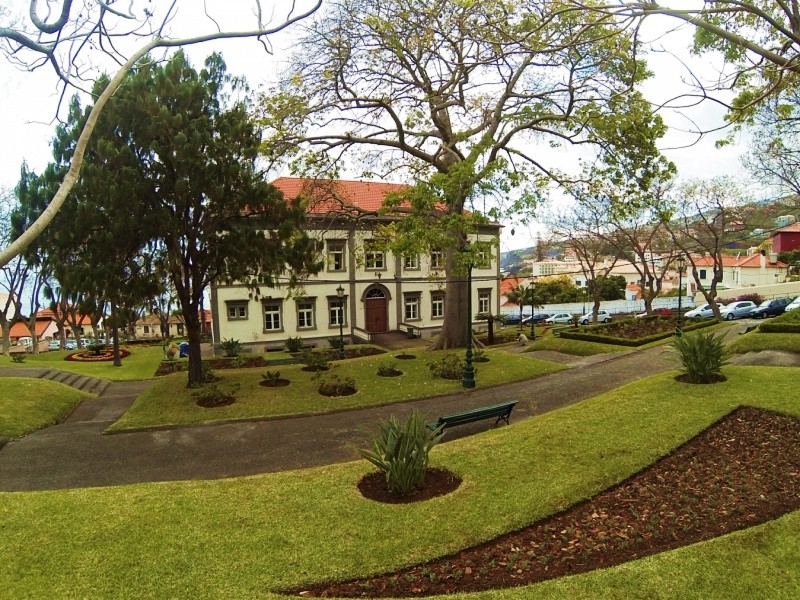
(365, 289, 388, 333)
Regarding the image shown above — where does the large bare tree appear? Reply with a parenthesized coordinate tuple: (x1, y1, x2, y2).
(259, 0, 669, 347)
(0, 0, 322, 267)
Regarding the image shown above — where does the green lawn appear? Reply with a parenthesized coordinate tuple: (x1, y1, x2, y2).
(525, 335, 629, 355)
(108, 348, 567, 431)
(0, 378, 91, 438)
(2, 366, 798, 598)
(727, 331, 800, 354)
(1, 345, 164, 381)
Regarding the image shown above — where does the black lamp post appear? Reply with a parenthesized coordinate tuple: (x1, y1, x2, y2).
(675, 255, 686, 337)
(336, 285, 345, 357)
(462, 250, 475, 389)
(529, 278, 537, 340)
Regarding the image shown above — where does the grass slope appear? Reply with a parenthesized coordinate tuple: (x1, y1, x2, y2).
(109, 349, 566, 431)
(0, 378, 91, 438)
(1, 345, 164, 381)
(1, 366, 799, 598)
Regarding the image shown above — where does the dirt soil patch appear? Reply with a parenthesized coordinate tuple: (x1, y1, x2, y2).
(291, 406, 800, 597)
(358, 467, 462, 504)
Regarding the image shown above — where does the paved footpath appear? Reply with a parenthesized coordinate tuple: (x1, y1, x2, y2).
(0, 344, 684, 492)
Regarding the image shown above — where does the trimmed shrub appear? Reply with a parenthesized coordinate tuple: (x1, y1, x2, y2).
(360, 411, 443, 497)
(670, 331, 729, 383)
(219, 338, 243, 358)
(303, 350, 332, 372)
(328, 336, 345, 351)
(427, 353, 464, 379)
(317, 373, 357, 396)
(285, 336, 304, 353)
(377, 362, 402, 377)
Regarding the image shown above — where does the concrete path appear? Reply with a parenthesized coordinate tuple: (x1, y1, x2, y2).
(1, 322, 794, 492)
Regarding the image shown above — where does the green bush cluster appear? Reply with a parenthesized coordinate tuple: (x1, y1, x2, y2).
(427, 353, 464, 379)
(285, 336, 304, 353)
(303, 350, 332, 371)
(377, 362, 400, 376)
(759, 308, 800, 333)
(360, 411, 443, 497)
(317, 373, 356, 396)
(261, 370, 281, 385)
(220, 338, 243, 357)
(670, 331, 729, 383)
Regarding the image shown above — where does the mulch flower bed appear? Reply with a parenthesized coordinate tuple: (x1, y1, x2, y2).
(291, 406, 800, 597)
(195, 396, 236, 408)
(259, 379, 291, 387)
(395, 354, 416, 360)
(65, 348, 130, 362)
(358, 468, 462, 504)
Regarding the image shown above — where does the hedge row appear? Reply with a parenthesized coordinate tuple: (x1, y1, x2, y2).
(558, 319, 718, 347)
(758, 322, 800, 334)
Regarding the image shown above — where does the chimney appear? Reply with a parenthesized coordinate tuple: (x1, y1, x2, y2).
(760, 249, 766, 270)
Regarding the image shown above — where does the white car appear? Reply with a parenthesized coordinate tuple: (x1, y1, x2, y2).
(720, 301, 757, 320)
(785, 296, 800, 312)
(545, 312, 573, 324)
(578, 310, 612, 325)
(685, 303, 724, 319)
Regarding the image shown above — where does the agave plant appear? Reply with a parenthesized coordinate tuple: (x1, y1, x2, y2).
(360, 411, 443, 497)
(670, 331, 729, 383)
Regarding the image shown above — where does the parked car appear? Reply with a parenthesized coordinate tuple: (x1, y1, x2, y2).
(65, 339, 77, 350)
(578, 310, 612, 325)
(522, 313, 552, 325)
(685, 303, 724, 319)
(635, 307, 673, 318)
(748, 297, 792, 319)
(720, 301, 757, 320)
(501, 314, 525, 325)
(48, 339, 61, 351)
(785, 296, 800, 312)
(545, 312, 573, 324)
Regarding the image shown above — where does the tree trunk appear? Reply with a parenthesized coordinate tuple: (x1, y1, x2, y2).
(430, 249, 469, 349)
(184, 307, 203, 386)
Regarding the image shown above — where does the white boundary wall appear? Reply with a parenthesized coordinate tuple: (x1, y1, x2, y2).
(500, 296, 696, 318)
(693, 282, 800, 303)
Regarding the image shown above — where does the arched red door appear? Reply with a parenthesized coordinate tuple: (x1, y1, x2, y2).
(364, 288, 388, 333)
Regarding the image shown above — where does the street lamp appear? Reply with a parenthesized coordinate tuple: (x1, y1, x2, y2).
(462, 248, 475, 389)
(675, 255, 686, 337)
(529, 278, 537, 340)
(336, 285, 345, 358)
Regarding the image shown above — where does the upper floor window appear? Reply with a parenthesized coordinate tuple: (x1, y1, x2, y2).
(699, 269, 707, 280)
(327, 240, 346, 272)
(403, 254, 419, 270)
(476, 249, 491, 269)
(430, 250, 444, 270)
(364, 242, 385, 270)
(226, 300, 248, 320)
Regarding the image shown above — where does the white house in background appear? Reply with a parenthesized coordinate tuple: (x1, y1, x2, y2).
(690, 252, 788, 290)
(211, 178, 502, 350)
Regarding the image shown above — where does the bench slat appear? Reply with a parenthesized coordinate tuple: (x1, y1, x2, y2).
(428, 401, 518, 431)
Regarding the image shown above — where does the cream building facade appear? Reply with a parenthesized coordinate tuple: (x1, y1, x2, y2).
(211, 178, 501, 350)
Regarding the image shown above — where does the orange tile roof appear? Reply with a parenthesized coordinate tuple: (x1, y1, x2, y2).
(7, 321, 50, 337)
(500, 277, 526, 295)
(690, 254, 787, 268)
(271, 177, 411, 214)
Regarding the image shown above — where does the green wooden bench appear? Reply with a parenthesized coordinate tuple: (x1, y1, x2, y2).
(427, 401, 518, 432)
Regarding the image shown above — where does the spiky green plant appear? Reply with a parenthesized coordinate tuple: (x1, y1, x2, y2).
(670, 330, 729, 383)
(360, 411, 443, 497)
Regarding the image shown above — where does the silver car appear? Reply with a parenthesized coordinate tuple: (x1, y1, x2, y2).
(545, 312, 573, 324)
(720, 301, 757, 320)
(685, 303, 724, 319)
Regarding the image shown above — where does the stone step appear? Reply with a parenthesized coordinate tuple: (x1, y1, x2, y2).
(38, 369, 109, 396)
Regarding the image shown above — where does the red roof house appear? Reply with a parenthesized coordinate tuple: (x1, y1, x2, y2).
(772, 223, 800, 254)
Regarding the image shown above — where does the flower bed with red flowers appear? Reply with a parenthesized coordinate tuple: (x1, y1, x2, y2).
(65, 348, 130, 362)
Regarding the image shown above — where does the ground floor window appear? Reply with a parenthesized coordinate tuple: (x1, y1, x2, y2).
(404, 293, 421, 321)
(296, 299, 315, 329)
(431, 292, 444, 319)
(478, 289, 491, 315)
(263, 301, 283, 332)
(328, 297, 347, 327)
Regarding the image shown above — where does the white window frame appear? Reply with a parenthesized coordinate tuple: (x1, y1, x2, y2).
(226, 301, 248, 320)
(431, 292, 445, 319)
(263, 301, 283, 332)
(326, 240, 346, 272)
(364, 243, 385, 270)
(403, 254, 419, 270)
(478, 290, 491, 315)
(328, 297, 347, 327)
(296, 299, 315, 330)
(430, 250, 443, 270)
(404, 294, 421, 321)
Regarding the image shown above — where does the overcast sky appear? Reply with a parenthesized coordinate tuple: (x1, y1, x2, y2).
(0, 3, 751, 254)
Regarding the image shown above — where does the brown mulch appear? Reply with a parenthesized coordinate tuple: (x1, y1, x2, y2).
(290, 406, 800, 597)
(259, 379, 291, 387)
(358, 468, 462, 504)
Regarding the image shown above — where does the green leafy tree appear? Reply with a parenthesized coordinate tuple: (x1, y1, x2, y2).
(258, 0, 669, 348)
(35, 52, 319, 385)
(534, 275, 585, 304)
